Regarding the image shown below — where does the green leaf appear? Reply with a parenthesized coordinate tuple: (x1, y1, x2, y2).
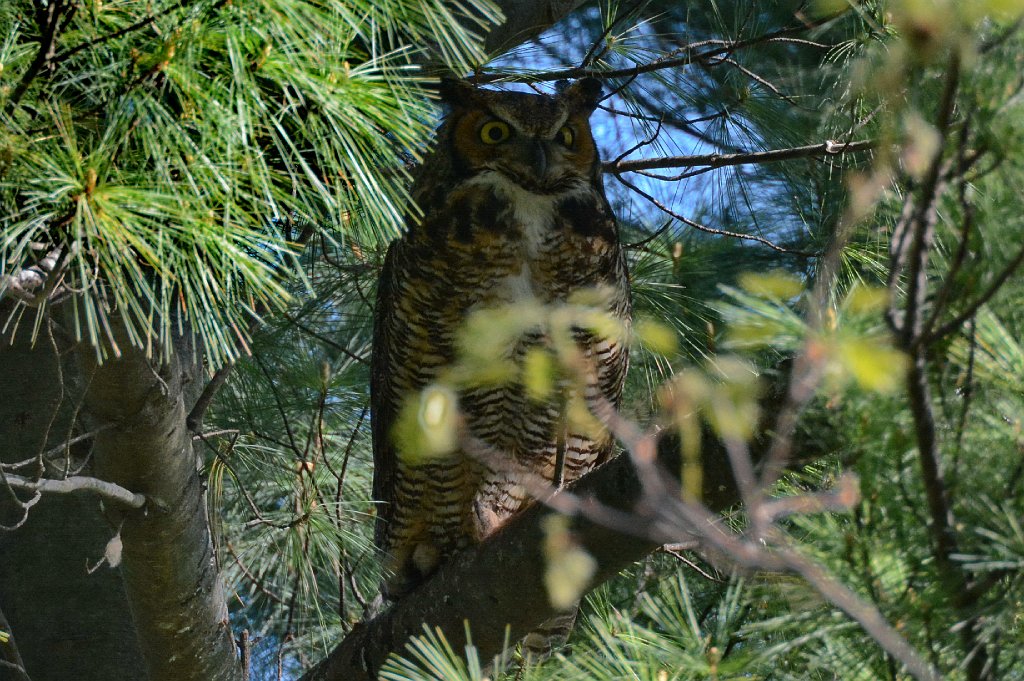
(737, 270, 804, 301)
(542, 514, 597, 611)
(392, 384, 460, 463)
(835, 338, 908, 394)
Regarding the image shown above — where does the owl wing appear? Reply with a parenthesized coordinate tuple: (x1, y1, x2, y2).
(371, 240, 401, 550)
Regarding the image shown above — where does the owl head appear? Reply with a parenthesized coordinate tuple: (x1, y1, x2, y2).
(436, 78, 603, 192)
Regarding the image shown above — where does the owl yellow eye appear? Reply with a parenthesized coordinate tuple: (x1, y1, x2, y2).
(479, 120, 512, 144)
(557, 125, 575, 148)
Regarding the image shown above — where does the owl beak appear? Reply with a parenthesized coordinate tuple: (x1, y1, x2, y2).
(528, 139, 548, 179)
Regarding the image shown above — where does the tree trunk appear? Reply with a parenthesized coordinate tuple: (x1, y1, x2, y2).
(0, 306, 241, 681)
(0, 311, 148, 679)
(0, 4, 608, 676)
(302, 430, 742, 681)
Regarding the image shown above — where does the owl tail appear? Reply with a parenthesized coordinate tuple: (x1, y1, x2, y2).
(519, 604, 579, 663)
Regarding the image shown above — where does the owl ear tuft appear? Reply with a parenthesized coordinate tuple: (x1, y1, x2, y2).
(437, 78, 479, 108)
(559, 77, 603, 115)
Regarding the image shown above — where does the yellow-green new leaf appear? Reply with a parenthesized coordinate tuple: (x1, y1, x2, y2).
(837, 338, 909, 394)
(392, 384, 460, 463)
(738, 270, 804, 301)
(542, 515, 597, 611)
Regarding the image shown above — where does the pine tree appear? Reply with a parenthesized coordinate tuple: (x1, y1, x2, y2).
(3, 2, 1024, 680)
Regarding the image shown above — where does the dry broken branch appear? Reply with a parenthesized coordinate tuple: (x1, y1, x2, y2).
(1, 473, 145, 509)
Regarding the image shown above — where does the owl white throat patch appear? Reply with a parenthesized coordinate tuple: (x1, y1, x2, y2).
(466, 171, 593, 259)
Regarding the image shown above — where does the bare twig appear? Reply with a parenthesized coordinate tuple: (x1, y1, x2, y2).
(614, 173, 814, 255)
(758, 474, 860, 524)
(605, 139, 875, 175)
(281, 312, 369, 366)
(226, 541, 287, 606)
(925, 242, 1024, 344)
(0, 245, 74, 307)
(480, 12, 846, 85)
(201, 432, 311, 531)
(330, 404, 367, 507)
(632, 85, 749, 153)
(777, 546, 941, 681)
(622, 220, 673, 250)
(1, 424, 113, 472)
(53, 0, 191, 64)
(710, 56, 799, 105)
(187, 363, 234, 433)
(254, 353, 302, 456)
(579, 0, 643, 68)
(661, 544, 724, 583)
(1, 472, 145, 508)
(610, 117, 665, 166)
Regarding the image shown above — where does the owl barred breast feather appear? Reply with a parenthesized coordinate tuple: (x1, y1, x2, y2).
(371, 78, 631, 645)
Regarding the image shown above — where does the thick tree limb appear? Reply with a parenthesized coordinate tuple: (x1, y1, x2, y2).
(76, 327, 243, 681)
(301, 434, 735, 681)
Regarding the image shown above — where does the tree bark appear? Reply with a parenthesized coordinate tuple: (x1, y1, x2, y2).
(76, 325, 241, 681)
(0, 4, 621, 677)
(0, 311, 148, 680)
(0, 307, 241, 681)
(301, 432, 739, 681)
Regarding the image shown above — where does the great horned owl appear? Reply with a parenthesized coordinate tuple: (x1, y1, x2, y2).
(371, 78, 631, 629)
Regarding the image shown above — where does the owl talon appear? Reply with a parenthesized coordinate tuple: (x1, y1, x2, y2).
(383, 541, 444, 600)
(411, 541, 442, 577)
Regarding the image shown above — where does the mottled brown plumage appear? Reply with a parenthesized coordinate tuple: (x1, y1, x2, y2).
(371, 80, 631, 634)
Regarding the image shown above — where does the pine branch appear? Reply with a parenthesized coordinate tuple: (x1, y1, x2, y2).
(778, 547, 940, 681)
(925, 242, 1024, 344)
(477, 11, 844, 84)
(52, 0, 192, 65)
(4, 0, 64, 114)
